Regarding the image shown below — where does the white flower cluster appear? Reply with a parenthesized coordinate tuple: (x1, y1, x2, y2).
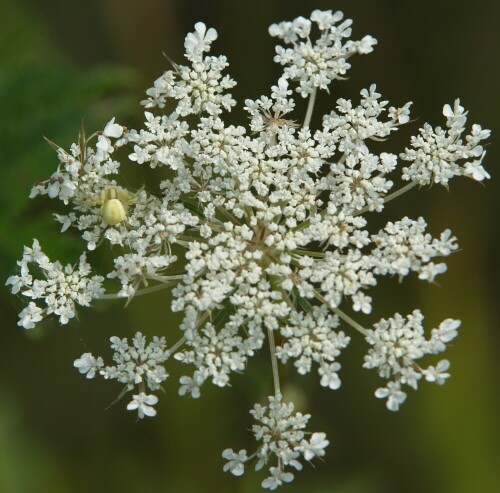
(74, 332, 169, 418)
(401, 99, 491, 185)
(142, 22, 236, 116)
(7, 9, 491, 489)
(277, 306, 350, 390)
(6, 239, 104, 328)
(270, 10, 377, 97)
(364, 311, 460, 411)
(223, 395, 329, 490)
(371, 217, 458, 282)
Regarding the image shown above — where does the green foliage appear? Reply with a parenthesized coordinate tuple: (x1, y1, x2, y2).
(0, 0, 137, 264)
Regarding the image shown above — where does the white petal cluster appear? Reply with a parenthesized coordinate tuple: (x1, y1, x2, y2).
(321, 85, 412, 152)
(7, 10, 490, 490)
(277, 306, 350, 389)
(6, 239, 104, 328)
(128, 112, 189, 169)
(175, 320, 261, 392)
(108, 252, 178, 299)
(30, 118, 123, 206)
(74, 352, 103, 379)
(142, 22, 236, 116)
(270, 10, 377, 97)
(371, 217, 458, 282)
(401, 99, 491, 185)
(74, 332, 170, 419)
(127, 393, 159, 419)
(222, 395, 329, 490)
(244, 77, 297, 137)
(364, 311, 460, 411)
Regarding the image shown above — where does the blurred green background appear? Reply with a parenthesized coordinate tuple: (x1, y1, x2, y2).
(0, 0, 499, 492)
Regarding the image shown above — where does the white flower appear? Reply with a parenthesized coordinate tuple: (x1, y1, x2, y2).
(433, 319, 460, 343)
(262, 467, 294, 490)
(463, 152, 490, 181)
(371, 217, 458, 281)
(143, 25, 235, 116)
(73, 353, 104, 379)
(178, 375, 201, 398)
(127, 392, 159, 419)
(8, 9, 490, 489)
(74, 334, 170, 416)
(17, 302, 44, 329)
(103, 117, 124, 139)
(299, 432, 329, 461)
(185, 22, 218, 59)
(422, 359, 451, 384)
(222, 449, 247, 476)
(375, 382, 407, 412)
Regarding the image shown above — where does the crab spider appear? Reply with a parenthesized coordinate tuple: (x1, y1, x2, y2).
(77, 186, 144, 226)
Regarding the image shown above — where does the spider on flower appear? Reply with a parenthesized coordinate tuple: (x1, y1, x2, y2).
(77, 185, 145, 226)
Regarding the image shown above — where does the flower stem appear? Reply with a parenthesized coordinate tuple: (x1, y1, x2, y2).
(354, 181, 419, 216)
(217, 205, 241, 226)
(383, 180, 419, 203)
(169, 336, 186, 355)
(303, 88, 317, 129)
(313, 290, 369, 336)
(147, 273, 185, 282)
(267, 327, 281, 397)
(98, 282, 174, 300)
(292, 249, 326, 259)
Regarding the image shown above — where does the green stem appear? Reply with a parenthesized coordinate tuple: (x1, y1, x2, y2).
(169, 336, 186, 355)
(303, 88, 317, 129)
(267, 327, 281, 397)
(354, 181, 419, 216)
(313, 290, 369, 337)
(217, 205, 241, 226)
(98, 282, 174, 300)
(147, 273, 184, 282)
(292, 249, 326, 259)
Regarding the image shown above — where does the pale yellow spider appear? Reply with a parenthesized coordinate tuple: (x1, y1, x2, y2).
(77, 186, 144, 226)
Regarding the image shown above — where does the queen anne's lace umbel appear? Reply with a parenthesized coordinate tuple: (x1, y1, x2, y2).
(6, 10, 490, 490)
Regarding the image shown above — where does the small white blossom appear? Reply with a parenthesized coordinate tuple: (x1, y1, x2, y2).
(298, 432, 329, 461)
(73, 353, 104, 379)
(422, 359, 451, 384)
(277, 306, 349, 387)
(262, 467, 294, 490)
(103, 117, 124, 139)
(185, 22, 218, 59)
(127, 392, 159, 419)
(371, 217, 457, 282)
(222, 449, 248, 476)
(17, 302, 44, 329)
(375, 382, 407, 412)
(178, 375, 202, 398)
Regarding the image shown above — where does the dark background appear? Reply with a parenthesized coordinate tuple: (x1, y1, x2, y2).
(0, 1, 498, 492)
